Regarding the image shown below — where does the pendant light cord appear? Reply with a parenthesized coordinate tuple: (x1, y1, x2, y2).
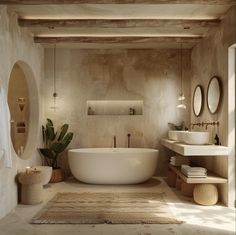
(180, 43, 183, 94)
(177, 43, 186, 109)
(53, 44, 57, 98)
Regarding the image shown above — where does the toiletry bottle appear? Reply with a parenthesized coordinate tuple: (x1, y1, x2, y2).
(129, 108, 134, 115)
(214, 134, 220, 145)
(88, 107, 93, 115)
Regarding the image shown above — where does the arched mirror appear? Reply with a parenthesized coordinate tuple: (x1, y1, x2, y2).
(207, 76, 222, 114)
(7, 61, 39, 160)
(193, 85, 203, 117)
(8, 64, 29, 157)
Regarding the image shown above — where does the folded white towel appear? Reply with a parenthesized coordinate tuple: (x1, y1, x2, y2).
(170, 156, 189, 161)
(170, 162, 187, 166)
(181, 165, 207, 173)
(0, 149, 4, 162)
(170, 159, 189, 166)
(182, 174, 207, 178)
(170, 159, 189, 162)
(182, 169, 207, 176)
(170, 156, 189, 163)
(186, 173, 207, 177)
(181, 167, 207, 178)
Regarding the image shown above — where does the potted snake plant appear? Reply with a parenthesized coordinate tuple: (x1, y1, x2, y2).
(39, 118, 73, 183)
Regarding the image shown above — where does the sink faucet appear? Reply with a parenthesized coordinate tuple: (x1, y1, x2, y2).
(113, 135, 116, 148)
(127, 133, 131, 148)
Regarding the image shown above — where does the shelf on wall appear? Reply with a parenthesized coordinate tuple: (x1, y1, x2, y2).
(161, 138, 229, 156)
(86, 100, 143, 116)
(168, 164, 227, 184)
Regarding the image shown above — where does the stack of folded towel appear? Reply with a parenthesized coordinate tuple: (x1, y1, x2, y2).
(181, 165, 207, 178)
(169, 156, 189, 166)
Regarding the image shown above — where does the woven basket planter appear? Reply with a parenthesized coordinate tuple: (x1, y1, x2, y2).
(50, 168, 64, 183)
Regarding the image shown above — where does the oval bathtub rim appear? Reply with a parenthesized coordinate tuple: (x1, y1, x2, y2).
(68, 148, 159, 154)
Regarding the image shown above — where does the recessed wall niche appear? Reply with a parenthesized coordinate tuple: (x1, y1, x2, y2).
(87, 100, 143, 115)
(7, 62, 39, 160)
(8, 64, 29, 157)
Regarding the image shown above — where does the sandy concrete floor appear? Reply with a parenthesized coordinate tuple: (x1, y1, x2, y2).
(0, 177, 235, 235)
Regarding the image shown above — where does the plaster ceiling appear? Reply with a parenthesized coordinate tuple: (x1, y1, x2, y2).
(3, 1, 235, 49)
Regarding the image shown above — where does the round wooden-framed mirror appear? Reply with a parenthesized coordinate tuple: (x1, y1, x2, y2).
(193, 85, 203, 117)
(207, 76, 222, 114)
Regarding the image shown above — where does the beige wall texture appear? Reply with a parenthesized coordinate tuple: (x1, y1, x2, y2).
(44, 48, 191, 176)
(190, 6, 236, 206)
(0, 6, 43, 219)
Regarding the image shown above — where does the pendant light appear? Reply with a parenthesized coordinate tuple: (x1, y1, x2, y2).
(177, 43, 186, 109)
(50, 44, 58, 110)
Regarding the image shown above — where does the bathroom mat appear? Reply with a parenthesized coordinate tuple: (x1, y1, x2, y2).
(31, 192, 182, 224)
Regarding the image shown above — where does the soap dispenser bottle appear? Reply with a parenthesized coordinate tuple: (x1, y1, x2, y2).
(214, 134, 221, 145)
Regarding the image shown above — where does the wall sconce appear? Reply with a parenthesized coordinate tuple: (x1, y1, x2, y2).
(177, 43, 186, 109)
(50, 44, 59, 111)
(17, 97, 26, 112)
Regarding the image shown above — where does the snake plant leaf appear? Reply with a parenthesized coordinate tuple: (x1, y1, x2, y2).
(58, 124, 69, 141)
(46, 119, 56, 141)
(50, 133, 73, 154)
(39, 148, 56, 159)
(62, 132, 73, 143)
(50, 142, 65, 154)
(40, 119, 74, 168)
(42, 125, 45, 143)
(55, 132, 74, 153)
(60, 132, 74, 152)
(47, 118, 53, 126)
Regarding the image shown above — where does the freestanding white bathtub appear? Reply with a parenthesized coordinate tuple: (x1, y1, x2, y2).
(68, 148, 158, 184)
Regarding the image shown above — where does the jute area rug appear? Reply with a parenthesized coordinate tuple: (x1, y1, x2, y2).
(31, 192, 182, 224)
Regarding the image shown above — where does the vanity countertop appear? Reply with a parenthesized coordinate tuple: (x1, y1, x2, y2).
(161, 138, 229, 156)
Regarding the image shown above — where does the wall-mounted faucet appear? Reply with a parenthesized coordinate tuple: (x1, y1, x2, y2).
(113, 135, 116, 148)
(129, 108, 135, 115)
(127, 133, 131, 148)
(204, 121, 219, 130)
(191, 122, 202, 129)
(191, 121, 219, 130)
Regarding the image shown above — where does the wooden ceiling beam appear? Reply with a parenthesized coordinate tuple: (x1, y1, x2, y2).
(1, 0, 235, 4)
(18, 18, 221, 28)
(34, 36, 203, 44)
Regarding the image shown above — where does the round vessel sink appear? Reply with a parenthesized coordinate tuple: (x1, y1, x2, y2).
(182, 131, 210, 145)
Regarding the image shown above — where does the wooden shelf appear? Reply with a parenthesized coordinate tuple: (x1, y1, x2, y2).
(169, 164, 227, 184)
(161, 138, 229, 156)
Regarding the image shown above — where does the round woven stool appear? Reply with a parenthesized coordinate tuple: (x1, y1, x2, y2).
(18, 171, 43, 205)
(193, 183, 218, 205)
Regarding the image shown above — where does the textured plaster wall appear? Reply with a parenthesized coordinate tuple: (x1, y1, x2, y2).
(191, 6, 236, 206)
(44, 48, 191, 176)
(0, 6, 43, 219)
